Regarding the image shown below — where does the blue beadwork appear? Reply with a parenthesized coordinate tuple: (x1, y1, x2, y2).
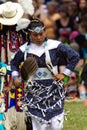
(0, 124, 5, 130)
(25, 45, 29, 51)
(44, 41, 47, 46)
(0, 113, 5, 120)
(36, 70, 43, 78)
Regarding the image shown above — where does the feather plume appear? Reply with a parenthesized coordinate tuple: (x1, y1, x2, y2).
(18, 0, 34, 15)
(16, 18, 30, 31)
(21, 57, 38, 81)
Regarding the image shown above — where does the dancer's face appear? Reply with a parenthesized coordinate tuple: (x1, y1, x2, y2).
(29, 26, 46, 46)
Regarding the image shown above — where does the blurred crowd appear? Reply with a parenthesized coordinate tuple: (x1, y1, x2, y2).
(1, 0, 87, 101)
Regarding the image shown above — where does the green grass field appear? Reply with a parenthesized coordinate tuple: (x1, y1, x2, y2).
(63, 101, 87, 130)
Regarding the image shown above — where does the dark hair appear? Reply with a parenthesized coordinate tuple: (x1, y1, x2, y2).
(26, 18, 45, 45)
(0, 1, 4, 5)
(58, 5, 69, 17)
(75, 34, 86, 46)
(28, 18, 45, 30)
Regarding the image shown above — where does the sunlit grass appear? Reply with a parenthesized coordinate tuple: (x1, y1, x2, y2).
(63, 101, 87, 130)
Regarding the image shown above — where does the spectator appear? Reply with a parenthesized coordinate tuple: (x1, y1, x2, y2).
(69, 31, 79, 43)
(32, 0, 47, 20)
(59, 30, 70, 46)
(42, 1, 60, 39)
(61, 0, 73, 5)
(79, 14, 87, 39)
(78, 0, 87, 19)
(65, 71, 79, 100)
(55, 5, 74, 39)
(68, 1, 80, 30)
(78, 63, 87, 100)
(69, 31, 80, 52)
(75, 34, 87, 61)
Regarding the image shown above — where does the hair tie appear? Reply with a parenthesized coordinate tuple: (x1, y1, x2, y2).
(31, 20, 39, 22)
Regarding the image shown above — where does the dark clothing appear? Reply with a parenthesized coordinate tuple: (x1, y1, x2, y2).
(56, 18, 74, 39)
(10, 39, 80, 122)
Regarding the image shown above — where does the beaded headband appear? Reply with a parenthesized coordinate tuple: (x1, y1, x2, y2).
(28, 26, 45, 33)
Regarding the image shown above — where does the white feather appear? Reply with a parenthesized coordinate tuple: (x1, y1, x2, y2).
(16, 18, 30, 31)
(18, 0, 34, 15)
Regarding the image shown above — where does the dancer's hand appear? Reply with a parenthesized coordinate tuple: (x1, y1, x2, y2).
(3, 80, 13, 93)
(53, 73, 65, 82)
(13, 77, 22, 88)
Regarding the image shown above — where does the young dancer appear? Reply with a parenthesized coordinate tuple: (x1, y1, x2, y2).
(10, 18, 80, 130)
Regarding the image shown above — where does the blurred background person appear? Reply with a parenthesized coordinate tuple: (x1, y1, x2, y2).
(55, 5, 74, 40)
(65, 71, 79, 101)
(78, 0, 87, 19)
(42, 1, 60, 39)
(32, 0, 47, 20)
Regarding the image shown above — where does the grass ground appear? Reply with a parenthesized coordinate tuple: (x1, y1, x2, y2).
(63, 100, 87, 130)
